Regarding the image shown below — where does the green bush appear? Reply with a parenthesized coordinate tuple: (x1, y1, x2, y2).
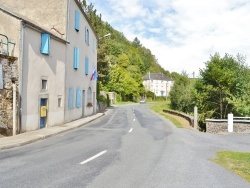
(97, 95, 107, 103)
(107, 94, 110, 107)
(116, 94, 122, 102)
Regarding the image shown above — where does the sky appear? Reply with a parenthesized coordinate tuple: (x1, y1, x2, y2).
(86, 0, 250, 77)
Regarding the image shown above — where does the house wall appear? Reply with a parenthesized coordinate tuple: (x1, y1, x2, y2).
(0, 10, 20, 58)
(21, 26, 66, 132)
(1, 0, 98, 132)
(64, 0, 97, 122)
(0, 0, 68, 39)
(143, 79, 173, 97)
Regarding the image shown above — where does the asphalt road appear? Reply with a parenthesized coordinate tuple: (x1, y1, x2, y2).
(0, 104, 250, 188)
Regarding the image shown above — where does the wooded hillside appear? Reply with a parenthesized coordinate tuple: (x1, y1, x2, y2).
(82, 2, 171, 101)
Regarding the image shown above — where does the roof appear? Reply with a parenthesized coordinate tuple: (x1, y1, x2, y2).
(143, 72, 173, 81)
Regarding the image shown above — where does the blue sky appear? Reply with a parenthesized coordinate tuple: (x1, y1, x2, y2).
(87, 0, 250, 76)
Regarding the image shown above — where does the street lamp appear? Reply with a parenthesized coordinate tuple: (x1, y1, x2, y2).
(99, 33, 111, 40)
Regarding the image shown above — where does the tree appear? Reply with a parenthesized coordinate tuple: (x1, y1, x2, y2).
(195, 53, 250, 119)
(132, 37, 142, 48)
(169, 73, 193, 113)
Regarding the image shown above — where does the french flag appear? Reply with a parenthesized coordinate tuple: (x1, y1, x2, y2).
(91, 69, 98, 80)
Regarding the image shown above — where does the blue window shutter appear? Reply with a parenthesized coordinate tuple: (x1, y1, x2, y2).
(40, 33, 50, 55)
(74, 47, 79, 69)
(68, 88, 74, 109)
(75, 11, 80, 31)
(85, 57, 89, 75)
(76, 88, 82, 108)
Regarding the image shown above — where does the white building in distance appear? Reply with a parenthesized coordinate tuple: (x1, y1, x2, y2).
(142, 72, 174, 97)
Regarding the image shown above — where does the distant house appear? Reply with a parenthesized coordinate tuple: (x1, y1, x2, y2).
(0, 0, 98, 134)
(142, 72, 174, 97)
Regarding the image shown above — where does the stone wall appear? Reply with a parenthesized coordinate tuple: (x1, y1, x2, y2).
(100, 91, 116, 105)
(163, 109, 194, 127)
(0, 54, 18, 136)
(97, 101, 107, 112)
(206, 119, 250, 134)
(206, 120, 228, 134)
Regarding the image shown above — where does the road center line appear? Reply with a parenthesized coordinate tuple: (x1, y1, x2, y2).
(80, 150, 107, 165)
(129, 128, 133, 133)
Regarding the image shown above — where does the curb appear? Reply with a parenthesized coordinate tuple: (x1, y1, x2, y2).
(0, 111, 107, 151)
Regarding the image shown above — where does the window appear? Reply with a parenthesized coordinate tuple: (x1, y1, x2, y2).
(41, 79, 47, 90)
(85, 57, 89, 75)
(75, 10, 80, 31)
(85, 26, 89, 45)
(76, 88, 82, 108)
(87, 87, 92, 103)
(68, 88, 74, 109)
(58, 96, 62, 108)
(74, 47, 79, 69)
(40, 33, 50, 55)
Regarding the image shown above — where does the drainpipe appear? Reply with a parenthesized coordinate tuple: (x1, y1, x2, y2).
(18, 21, 25, 133)
(13, 83, 16, 136)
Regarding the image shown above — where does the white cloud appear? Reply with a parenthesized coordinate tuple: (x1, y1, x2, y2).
(88, 0, 250, 76)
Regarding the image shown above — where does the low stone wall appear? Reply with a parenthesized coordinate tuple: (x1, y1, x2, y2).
(0, 54, 19, 136)
(100, 91, 116, 105)
(206, 119, 250, 134)
(163, 109, 194, 127)
(97, 101, 107, 112)
(206, 119, 227, 133)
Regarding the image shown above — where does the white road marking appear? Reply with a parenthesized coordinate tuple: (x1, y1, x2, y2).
(80, 150, 107, 165)
(129, 128, 133, 133)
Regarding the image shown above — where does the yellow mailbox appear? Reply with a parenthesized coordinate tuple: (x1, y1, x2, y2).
(40, 106, 47, 117)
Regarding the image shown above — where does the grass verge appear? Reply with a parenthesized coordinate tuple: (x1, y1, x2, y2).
(212, 151, 250, 182)
(150, 102, 183, 128)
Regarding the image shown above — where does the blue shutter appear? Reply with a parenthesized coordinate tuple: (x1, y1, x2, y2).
(40, 33, 50, 55)
(74, 47, 79, 69)
(76, 88, 82, 108)
(68, 88, 74, 109)
(75, 11, 80, 31)
(85, 57, 89, 75)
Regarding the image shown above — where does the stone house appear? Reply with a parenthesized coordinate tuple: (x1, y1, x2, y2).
(142, 72, 174, 97)
(0, 0, 98, 135)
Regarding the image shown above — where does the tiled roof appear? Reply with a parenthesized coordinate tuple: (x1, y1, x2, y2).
(143, 72, 173, 81)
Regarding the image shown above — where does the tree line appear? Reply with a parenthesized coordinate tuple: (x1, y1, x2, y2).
(169, 53, 250, 129)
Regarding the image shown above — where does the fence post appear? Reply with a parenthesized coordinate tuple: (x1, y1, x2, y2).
(228, 113, 233, 133)
(194, 106, 198, 130)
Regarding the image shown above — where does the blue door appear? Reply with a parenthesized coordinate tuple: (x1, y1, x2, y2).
(40, 99, 47, 129)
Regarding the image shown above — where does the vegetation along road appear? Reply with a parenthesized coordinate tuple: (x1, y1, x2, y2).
(0, 104, 250, 187)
